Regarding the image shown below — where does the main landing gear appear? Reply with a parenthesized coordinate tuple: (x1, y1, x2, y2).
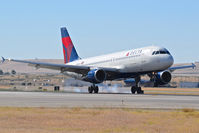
(131, 77, 144, 94)
(88, 84, 99, 93)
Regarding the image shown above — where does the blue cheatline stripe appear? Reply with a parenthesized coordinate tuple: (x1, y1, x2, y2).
(62, 44, 68, 63)
(61, 27, 69, 38)
(69, 46, 79, 62)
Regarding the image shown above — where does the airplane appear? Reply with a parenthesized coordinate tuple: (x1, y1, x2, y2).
(2, 27, 196, 94)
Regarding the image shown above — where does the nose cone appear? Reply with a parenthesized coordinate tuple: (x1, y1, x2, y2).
(160, 54, 174, 69)
(168, 55, 174, 67)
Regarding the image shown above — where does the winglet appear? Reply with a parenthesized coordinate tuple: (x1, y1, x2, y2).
(1, 57, 5, 63)
(192, 63, 196, 69)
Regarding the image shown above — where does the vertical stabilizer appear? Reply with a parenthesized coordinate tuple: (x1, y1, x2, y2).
(61, 27, 79, 64)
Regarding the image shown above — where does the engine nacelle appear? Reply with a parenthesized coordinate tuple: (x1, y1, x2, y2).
(155, 71, 172, 85)
(85, 69, 106, 83)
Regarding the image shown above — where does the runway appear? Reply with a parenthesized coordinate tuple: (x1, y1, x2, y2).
(0, 91, 199, 109)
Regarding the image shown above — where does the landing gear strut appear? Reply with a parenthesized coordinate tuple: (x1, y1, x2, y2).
(88, 84, 99, 93)
(131, 77, 144, 94)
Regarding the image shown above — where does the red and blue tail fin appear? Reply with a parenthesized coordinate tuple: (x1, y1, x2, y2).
(61, 27, 80, 64)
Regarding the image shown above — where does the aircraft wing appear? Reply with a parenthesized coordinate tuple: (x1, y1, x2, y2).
(168, 63, 196, 72)
(6, 58, 119, 75)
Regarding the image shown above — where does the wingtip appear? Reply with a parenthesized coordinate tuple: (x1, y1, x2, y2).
(192, 63, 196, 69)
(1, 57, 5, 63)
(1, 57, 13, 63)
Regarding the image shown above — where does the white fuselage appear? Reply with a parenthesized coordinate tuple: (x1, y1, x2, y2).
(68, 46, 174, 73)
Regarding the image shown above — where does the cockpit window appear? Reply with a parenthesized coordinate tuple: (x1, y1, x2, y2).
(156, 51, 160, 54)
(166, 51, 170, 55)
(160, 51, 166, 54)
(152, 50, 170, 55)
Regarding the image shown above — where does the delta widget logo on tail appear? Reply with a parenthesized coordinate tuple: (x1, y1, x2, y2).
(61, 28, 79, 64)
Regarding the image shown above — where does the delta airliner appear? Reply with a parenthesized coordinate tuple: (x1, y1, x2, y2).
(3, 27, 195, 94)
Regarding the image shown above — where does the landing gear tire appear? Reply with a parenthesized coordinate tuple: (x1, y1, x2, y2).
(94, 86, 99, 93)
(88, 85, 99, 93)
(88, 86, 93, 93)
(137, 87, 144, 94)
(131, 76, 144, 94)
(131, 86, 136, 94)
(131, 87, 144, 94)
(154, 82, 158, 87)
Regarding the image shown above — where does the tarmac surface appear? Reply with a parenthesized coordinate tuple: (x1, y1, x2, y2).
(0, 91, 199, 109)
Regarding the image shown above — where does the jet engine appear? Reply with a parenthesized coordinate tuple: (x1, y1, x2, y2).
(85, 69, 106, 83)
(155, 71, 172, 86)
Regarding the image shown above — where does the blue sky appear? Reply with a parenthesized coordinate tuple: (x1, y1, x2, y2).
(0, 0, 198, 63)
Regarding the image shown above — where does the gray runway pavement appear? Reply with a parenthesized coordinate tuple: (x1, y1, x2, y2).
(0, 91, 198, 109)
